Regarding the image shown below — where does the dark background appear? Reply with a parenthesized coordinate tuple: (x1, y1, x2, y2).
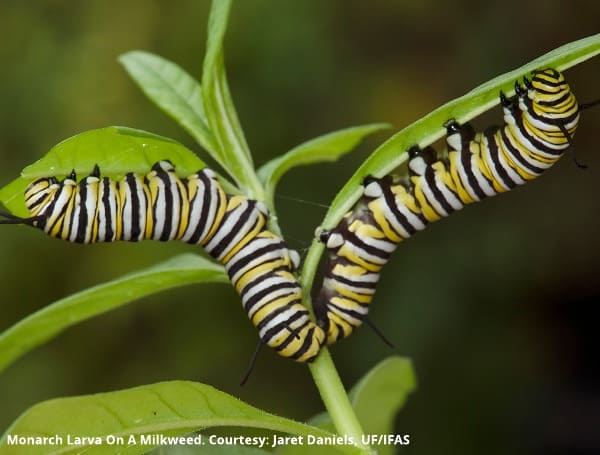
(1, 1, 599, 454)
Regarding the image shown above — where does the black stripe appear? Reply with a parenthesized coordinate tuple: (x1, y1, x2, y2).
(531, 76, 562, 88)
(258, 302, 303, 333)
(424, 166, 455, 215)
(75, 179, 89, 243)
(329, 269, 378, 291)
(484, 126, 517, 189)
(332, 322, 346, 343)
(268, 315, 308, 356)
(498, 127, 545, 174)
(50, 183, 76, 237)
(187, 172, 216, 244)
(522, 94, 579, 127)
(330, 301, 369, 321)
(38, 181, 63, 231)
(138, 178, 149, 239)
(154, 168, 174, 241)
(101, 178, 114, 241)
(242, 273, 297, 314)
(341, 229, 391, 261)
(459, 146, 488, 200)
(26, 181, 52, 211)
(381, 183, 421, 236)
(226, 240, 284, 280)
(208, 202, 257, 260)
(512, 108, 564, 156)
(273, 320, 308, 355)
(289, 326, 318, 360)
(537, 90, 571, 107)
(126, 173, 141, 241)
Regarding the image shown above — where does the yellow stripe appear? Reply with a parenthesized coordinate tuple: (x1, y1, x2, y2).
(368, 199, 403, 242)
(336, 243, 384, 272)
(331, 284, 373, 303)
(251, 294, 297, 325)
(233, 259, 285, 294)
(222, 214, 266, 264)
(412, 179, 442, 222)
(448, 151, 477, 204)
(174, 177, 190, 240)
(201, 186, 228, 245)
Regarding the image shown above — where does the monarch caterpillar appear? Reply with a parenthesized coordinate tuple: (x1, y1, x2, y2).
(314, 68, 594, 345)
(0, 161, 325, 365)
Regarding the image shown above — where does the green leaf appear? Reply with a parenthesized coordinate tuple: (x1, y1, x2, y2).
(0, 177, 30, 218)
(0, 254, 227, 373)
(119, 51, 217, 155)
(257, 123, 390, 210)
(319, 33, 600, 230)
(22, 126, 205, 179)
(0, 126, 206, 217)
(346, 357, 415, 455)
(0, 381, 359, 455)
(201, 0, 262, 198)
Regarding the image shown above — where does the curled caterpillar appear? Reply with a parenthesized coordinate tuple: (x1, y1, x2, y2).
(1, 161, 325, 363)
(314, 68, 586, 345)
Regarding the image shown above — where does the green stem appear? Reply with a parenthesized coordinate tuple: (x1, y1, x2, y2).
(261, 195, 369, 452)
(308, 350, 372, 453)
(240, 161, 369, 452)
(204, 2, 367, 448)
(299, 239, 372, 453)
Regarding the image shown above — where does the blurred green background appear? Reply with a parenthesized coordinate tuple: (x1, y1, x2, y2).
(1, 1, 599, 453)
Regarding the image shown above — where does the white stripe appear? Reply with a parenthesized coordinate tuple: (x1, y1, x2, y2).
(435, 174, 464, 210)
(419, 176, 449, 216)
(340, 240, 387, 266)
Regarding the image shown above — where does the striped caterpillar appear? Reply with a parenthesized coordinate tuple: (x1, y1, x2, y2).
(1, 161, 325, 366)
(314, 68, 592, 345)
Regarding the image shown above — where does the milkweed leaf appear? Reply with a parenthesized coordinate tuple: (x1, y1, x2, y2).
(201, 0, 262, 197)
(1, 381, 359, 455)
(0, 254, 227, 372)
(0, 126, 206, 217)
(345, 357, 415, 455)
(257, 123, 390, 210)
(119, 51, 217, 155)
(0, 177, 30, 218)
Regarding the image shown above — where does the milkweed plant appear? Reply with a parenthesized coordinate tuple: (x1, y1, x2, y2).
(0, 1, 598, 454)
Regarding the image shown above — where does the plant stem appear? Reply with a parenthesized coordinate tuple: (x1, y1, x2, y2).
(308, 349, 372, 453)
(300, 239, 372, 453)
(250, 165, 370, 452)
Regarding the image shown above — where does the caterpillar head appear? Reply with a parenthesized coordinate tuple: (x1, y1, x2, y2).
(526, 68, 577, 114)
(24, 177, 60, 216)
(518, 68, 579, 152)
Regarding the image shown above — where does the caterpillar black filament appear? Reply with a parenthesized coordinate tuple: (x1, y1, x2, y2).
(1, 161, 325, 362)
(314, 68, 583, 345)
